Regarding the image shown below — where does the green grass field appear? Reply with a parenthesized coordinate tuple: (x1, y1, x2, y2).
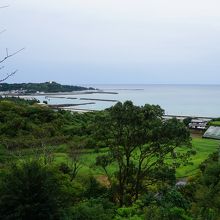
(1, 137, 219, 179)
(210, 121, 220, 126)
(53, 138, 220, 179)
(176, 138, 220, 177)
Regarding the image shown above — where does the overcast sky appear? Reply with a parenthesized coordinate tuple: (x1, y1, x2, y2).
(1, 0, 220, 84)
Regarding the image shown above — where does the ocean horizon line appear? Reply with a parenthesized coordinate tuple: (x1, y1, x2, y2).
(80, 83, 220, 86)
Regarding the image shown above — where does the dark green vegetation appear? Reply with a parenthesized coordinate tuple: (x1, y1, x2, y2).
(0, 98, 220, 219)
(0, 99, 70, 149)
(0, 96, 39, 105)
(0, 81, 95, 93)
(0, 160, 71, 220)
(208, 118, 220, 126)
(94, 102, 193, 206)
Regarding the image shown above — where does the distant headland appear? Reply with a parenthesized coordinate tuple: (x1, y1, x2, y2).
(0, 81, 96, 94)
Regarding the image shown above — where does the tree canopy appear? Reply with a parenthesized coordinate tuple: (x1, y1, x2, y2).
(95, 101, 193, 206)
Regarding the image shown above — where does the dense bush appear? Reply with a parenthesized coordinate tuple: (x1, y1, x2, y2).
(70, 198, 115, 220)
(0, 100, 72, 149)
(0, 160, 72, 220)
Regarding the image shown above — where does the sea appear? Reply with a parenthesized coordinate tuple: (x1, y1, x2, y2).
(34, 84, 220, 118)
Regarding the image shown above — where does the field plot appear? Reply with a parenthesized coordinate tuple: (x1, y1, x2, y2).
(54, 138, 220, 179)
(1, 137, 219, 180)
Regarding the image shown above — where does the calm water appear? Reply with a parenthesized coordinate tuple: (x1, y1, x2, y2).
(35, 85, 220, 117)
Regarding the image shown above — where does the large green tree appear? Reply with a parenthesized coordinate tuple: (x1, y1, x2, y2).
(95, 101, 193, 206)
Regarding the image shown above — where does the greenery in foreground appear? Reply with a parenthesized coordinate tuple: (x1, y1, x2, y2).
(0, 98, 220, 219)
(0, 81, 95, 93)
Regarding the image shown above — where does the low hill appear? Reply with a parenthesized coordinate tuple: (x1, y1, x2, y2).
(0, 81, 95, 94)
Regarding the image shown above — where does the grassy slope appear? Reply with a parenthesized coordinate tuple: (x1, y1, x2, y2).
(210, 121, 220, 126)
(177, 138, 220, 177)
(79, 138, 220, 178)
(1, 137, 219, 179)
(53, 138, 220, 179)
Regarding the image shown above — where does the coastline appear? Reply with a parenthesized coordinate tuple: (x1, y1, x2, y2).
(2, 84, 220, 118)
(3, 90, 118, 97)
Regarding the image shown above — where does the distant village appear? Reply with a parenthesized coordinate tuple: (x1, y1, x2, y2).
(163, 115, 220, 140)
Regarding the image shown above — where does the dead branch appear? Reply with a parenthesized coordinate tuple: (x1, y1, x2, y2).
(0, 5, 24, 82)
(0, 47, 25, 64)
(0, 69, 17, 82)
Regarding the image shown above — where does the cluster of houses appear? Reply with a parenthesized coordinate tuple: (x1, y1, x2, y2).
(188, 119, 210, 130)
(164, 115, 220, 140)
(185, 118, 220, 140)
(163, 115, 211, 131)
(186, 118, 220, 140)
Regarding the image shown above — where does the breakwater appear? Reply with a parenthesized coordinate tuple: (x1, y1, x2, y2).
(48, 102, 95, 108)
(80, 98, 118, 102)
(45, 96, 77, 100)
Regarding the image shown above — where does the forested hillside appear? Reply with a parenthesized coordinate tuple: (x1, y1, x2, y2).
(0, 81, 95, 93)
(0, 98, 219, 219)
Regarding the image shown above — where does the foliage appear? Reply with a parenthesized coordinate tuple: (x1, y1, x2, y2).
(0, 100, 71, 149)
(0, 96, 39, 105)
(70, 198, 115, 220)
(0, 160, 72, 220)
(95, 101, 193, 206)
(0, 99, 219, 219)
(190, 151, 220, 219)
(183, 117, 192, 126)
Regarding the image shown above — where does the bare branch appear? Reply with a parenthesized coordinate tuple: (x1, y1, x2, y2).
(0, 47, 25, 64)
(0, 4, 21, 83)
(0, 70, 17, 83)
